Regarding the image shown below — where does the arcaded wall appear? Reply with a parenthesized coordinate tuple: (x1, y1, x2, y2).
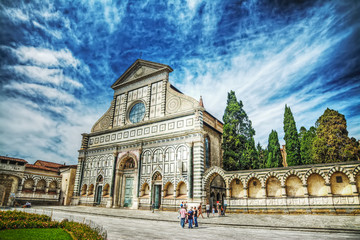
(202, 162, 360, 214)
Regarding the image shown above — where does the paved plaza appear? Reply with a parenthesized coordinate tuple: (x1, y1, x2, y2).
(30, 206, 360, 239)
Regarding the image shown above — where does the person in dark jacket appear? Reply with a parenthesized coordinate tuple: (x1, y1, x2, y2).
(187, 207, 194, 228)
(194, 207, 199, 227)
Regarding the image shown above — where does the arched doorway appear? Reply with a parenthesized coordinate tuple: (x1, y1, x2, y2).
(114, 154, 138, 208)
(207, 174, 226, 208)
(152, 171, 162, 209)
(95, 175, 103, 205)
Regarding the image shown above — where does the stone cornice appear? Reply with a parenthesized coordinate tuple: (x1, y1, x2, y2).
(85, 130, 204, 154)
(83, 111, 195, 137)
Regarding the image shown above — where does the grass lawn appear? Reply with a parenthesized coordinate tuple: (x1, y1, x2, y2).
(0, 228, 72, 240)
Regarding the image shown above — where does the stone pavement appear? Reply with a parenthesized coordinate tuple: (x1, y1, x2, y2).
(37, 206, 360, 232)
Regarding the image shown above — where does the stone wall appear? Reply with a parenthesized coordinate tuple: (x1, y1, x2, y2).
(203, 162, 360, 214)
(203, 124, 222, 169)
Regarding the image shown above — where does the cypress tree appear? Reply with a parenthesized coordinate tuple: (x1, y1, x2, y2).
(266, 130, 283, 168)
(257, 143, 267, 169)
(299, 126, 316, 165)
(222, 90, 256, 170)
(283, 105, 301, 166)
(313, 108, 360, 163)
(246, 137, 259, 169)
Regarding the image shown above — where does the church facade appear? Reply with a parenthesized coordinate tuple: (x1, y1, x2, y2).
(72, 59, 223, 210)
(72, 59, 360, 214)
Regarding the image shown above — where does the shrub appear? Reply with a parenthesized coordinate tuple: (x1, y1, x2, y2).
(62, 221, 104, 240)
(0, 211, 105, 240)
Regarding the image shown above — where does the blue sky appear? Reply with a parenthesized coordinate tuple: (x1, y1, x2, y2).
(0, 0, 359, 165)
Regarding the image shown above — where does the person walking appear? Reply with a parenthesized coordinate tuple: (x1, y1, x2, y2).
(187, 207, 194, 228)
(194, 207, 199, 227)
(206, 203, 210, 218)
(198, 204, 204, 219)
(212, 206, 215, 216)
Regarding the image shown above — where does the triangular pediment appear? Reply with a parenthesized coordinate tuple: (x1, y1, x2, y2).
(111, 59, 173, 89)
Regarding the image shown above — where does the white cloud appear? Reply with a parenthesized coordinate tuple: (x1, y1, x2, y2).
(12, 46, 79, 68)
(0, 96, 98, 164)
(1, 7, 29, 23)
(11, 65, 83, 88)
(32, 20, 62, 39)
(4, 82, 78, 104)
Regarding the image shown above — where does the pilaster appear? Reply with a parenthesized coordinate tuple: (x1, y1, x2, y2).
(351, 182, 358, 195)
(303, 184, 309, 196)
(161, 79, 167, 117)
(326, 183, 332, 196)
(192, 140, 204, 200)
(281, 185, 287, 197)
(121, 92, 128, 125)
(145, 84, 151, 120)
(261, 186, 266, 198)
(243, 187, 248, 198)
(73, 156, 84, 196)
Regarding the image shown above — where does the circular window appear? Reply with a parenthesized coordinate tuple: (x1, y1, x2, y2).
(129, 102, 145, 123)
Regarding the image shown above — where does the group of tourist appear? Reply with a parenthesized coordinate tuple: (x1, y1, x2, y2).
(179, 201, 204, 229)
(180, 200, 229, 228)
(179, 201, 227, 228)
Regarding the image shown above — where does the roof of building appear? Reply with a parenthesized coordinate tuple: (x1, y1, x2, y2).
(25, 164, 59, 172)
(34, 160, 65, 169)
(59, 164, 78, 169)
(0, 155, 28, 163)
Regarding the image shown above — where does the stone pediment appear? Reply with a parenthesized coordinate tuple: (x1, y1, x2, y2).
(111, 59, 173, 89)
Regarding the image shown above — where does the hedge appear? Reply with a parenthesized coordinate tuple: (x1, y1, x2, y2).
(0, 210, 105, 240)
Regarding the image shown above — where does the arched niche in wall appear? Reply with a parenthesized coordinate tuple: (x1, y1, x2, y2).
(330, 172, 352, 195)
(307, 174, 327, 196)
(285, 175, 304, 197)
(248, 177, 262, 198)
(230, 178, 243, 198)
(164, 182, 174, 198)
(266, 176, 282, 197)
(176, 182, 187, 198)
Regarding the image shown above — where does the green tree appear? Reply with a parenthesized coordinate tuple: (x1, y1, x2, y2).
(246, 137, 259, 169)
(266, 130, 283, 168)
(257, 143, 267, 169)
(222, 91, 256, 170)
(283, 105, 301, 166)
(313, 108, 360, 163)
(299, 126, 316, 164)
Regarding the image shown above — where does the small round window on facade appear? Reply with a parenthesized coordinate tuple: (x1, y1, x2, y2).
(129, 102, 145, 123)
